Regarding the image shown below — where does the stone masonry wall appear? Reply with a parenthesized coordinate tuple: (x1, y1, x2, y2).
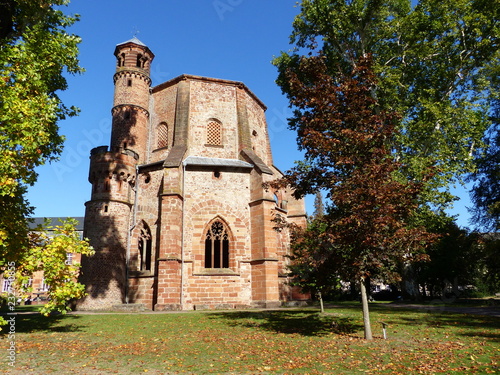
(182, 169, 252, 308)
(149, 84, 177, 164)
(188, 80, 239, 159)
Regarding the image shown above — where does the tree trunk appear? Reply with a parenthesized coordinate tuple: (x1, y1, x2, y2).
(318, 291, 324, 313)
(360, 277, 373, 340)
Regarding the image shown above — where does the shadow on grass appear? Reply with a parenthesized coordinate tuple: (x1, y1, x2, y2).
(0, 312, 83, 334)
(207, 310, 363, 337)
(371, 304, 500, 343)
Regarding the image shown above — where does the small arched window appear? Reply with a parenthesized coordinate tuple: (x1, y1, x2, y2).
(157, 122, 169, 149)
(138, 224, 152, 271)
(117, 53, 125, 67)
(206, 120, 222, 146)
(205, 220, 230, 268)
(136, 54, 143, 68)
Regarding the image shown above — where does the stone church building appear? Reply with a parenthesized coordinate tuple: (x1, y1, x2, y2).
(78, 38, 306, 311)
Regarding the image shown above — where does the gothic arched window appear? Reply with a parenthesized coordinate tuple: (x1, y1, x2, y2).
(206, 120, 222, 146)
(138, 224, 152, 271)
(157, 122, 169, 149)
(205, 220, 229, 268)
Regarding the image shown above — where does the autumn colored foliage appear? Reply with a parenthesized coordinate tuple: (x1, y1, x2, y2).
(276, 55, 436, 282)
(270, 55, 438, 339)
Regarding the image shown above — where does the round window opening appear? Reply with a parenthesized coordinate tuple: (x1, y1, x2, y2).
(141, 173, 151, 185)
(214, 171, 221, 179)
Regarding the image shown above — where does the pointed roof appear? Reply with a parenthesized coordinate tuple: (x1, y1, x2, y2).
(116, 36, 147, 47)
(114, 37, 154, 58)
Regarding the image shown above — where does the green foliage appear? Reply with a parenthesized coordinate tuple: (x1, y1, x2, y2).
(275, 0, 499, 211)
(0, 0, 82, 260)
(16, 218, 94, 316)
(413, 222, 478, 296)
(470, 126, 500, 231)
(0, 1, 84, 316)
(312, 190, 325, 219)
(287, 218, 341, 297)
(473, 234, 500, 295)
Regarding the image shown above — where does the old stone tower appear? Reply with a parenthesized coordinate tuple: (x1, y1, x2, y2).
(78, 38, 306, 311)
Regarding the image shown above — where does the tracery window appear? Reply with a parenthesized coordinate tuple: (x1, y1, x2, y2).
(206, 120, 222, 146)
(205, 220, 229, 268)
(157, 122, 169, 149)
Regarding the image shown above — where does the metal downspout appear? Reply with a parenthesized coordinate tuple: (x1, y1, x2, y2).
(181, 161, 186, 309)
(125, 165, 139, 304)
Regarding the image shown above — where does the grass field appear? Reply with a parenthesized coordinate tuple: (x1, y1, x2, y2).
(1, 302, 499, 374)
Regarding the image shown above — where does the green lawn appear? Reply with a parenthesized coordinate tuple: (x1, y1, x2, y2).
(2, 303, 499, 374)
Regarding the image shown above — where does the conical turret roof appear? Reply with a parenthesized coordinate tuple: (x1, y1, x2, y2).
(114, 37, 154, 59)
(116, 36, 147, 47)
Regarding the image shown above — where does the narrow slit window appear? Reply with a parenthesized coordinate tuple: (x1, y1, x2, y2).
(138, 225, 152, 271)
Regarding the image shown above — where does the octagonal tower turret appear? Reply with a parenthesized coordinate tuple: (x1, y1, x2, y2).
(111, 37, 155, 162)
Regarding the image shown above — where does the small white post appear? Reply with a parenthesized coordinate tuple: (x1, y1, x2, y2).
(381, 322, 388, 339)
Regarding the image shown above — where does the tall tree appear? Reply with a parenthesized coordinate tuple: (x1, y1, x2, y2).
(0, 1, 86, 318)
(271, 55, 436, 339)
(312, 190, 325, 218)
(275, 0, 499, 212)
(0, 0, 82, 263)
(470, 60, 500, 231)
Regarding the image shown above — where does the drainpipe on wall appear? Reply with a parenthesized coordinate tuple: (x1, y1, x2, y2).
(125, 165, 139, 304)
(180, 161, 186, 309)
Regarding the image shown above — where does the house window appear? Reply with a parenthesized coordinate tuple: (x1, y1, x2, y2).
(40, 279, 50, 292)
(22, 278, 33, 289)
(2, 278, 12, 293)
(65, 253, 73, 265)
(138, 225, 152, 271)
(157, 123, 169, 149)
(206, 120, 222, 146)
(205, 220, 229, 268)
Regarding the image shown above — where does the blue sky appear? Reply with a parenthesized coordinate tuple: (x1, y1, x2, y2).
(26, 0, 473, 228)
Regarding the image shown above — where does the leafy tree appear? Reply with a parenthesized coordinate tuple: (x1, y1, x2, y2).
(474, 234, 500, 295)
(271, 55, 436, 339)
(17, 219, 94, 316)
(413, 221, 478, 299)
(0, 1, 85, 318)
(275, 0, 499, 212)
(470, 131, 500, 231)
(286, 218, 340, 313)
(312, 190, 325, 219)
(0, 0, 82, 261)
